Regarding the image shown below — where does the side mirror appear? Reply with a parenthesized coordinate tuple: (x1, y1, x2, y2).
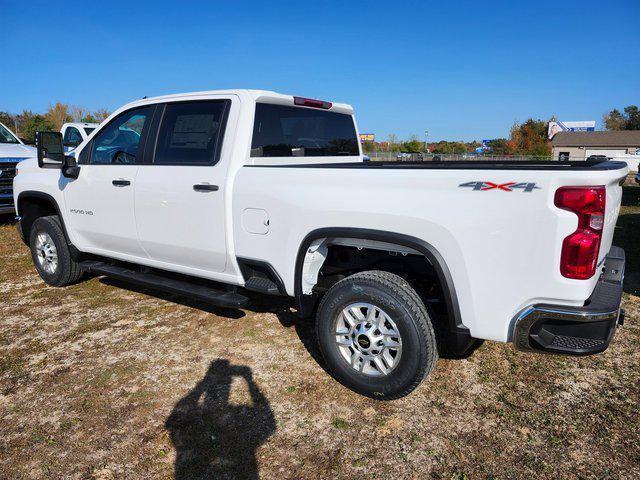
(36, 131, 65, 169)
(62, 156, 81, 179)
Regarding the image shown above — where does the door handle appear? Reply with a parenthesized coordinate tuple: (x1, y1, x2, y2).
(112, 179, 131, 187)
(193, 184, 219, 192)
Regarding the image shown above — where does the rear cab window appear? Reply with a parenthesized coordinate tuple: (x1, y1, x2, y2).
(251, 103, 360, 158)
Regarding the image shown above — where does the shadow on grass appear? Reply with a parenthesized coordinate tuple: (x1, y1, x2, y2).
(621, 185, 640, 208)
(615, 186, 640, 295)
(165, 359, 275, 480)
(613, 212, 640, 296)
(98, 276, 328, 373)
(0, 213, 16, 227)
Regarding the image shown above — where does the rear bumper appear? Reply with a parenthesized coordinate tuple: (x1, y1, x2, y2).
(513, 246, 625, 356)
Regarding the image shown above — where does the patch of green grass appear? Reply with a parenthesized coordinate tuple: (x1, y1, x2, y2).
(0, 355, 25, 376)
(332, 418, 350, 429)
(450, 472, 470, 480)
(549, 434, 563, 446)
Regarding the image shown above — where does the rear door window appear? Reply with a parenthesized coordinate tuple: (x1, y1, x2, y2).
(154, 100, 229, 166)
(251, 103, 359, 157)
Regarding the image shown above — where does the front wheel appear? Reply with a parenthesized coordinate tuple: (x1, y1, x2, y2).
(29, 215, 84, 287)
(316, 271, 438, 399)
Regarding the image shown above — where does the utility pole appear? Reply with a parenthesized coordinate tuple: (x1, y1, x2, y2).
(424, 130, 429, 153)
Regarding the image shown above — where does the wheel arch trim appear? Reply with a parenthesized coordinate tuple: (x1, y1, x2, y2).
(293, 227, 464, 331)
(16, 191, 71, 245)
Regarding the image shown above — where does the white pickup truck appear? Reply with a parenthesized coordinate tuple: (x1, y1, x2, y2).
(60, 122, 99, 152)
(13, 90, 628, 399)
(0, 121, 36, 215)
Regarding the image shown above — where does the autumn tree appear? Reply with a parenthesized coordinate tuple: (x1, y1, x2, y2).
(46, 102, 72, 130)
(402, 134, 423, 152)
(486, 138, 514, 155)
(387, 134, 399, 151)
(604, 109, 626, 130)
(21, 112, 54, 144)
(0, 112, 15, 131)
(430, 141, 469, 154)
(604, 105, 640, 130)
(81, 113, 98, 123)
(93, 108, 111, 122)
(69, 105, 88, 122)
(509, 119, 551, 157)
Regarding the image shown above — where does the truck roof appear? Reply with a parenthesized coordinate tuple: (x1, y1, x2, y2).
(120, 89, 355, 115)
(62, 122, 100, 129)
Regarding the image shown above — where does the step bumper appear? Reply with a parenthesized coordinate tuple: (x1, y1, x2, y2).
(513, 246, 625, 356)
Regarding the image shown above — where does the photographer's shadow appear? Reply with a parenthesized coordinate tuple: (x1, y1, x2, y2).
(165, 359, 276, 480)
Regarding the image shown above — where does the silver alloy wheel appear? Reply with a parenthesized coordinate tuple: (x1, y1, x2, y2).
(35, 232, 58, 275)
(335, 302, 402, 377)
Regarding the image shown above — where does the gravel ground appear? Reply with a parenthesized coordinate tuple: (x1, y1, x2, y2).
(1, 187, 639, 479)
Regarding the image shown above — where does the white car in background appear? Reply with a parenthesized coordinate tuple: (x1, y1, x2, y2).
(61, 122, 99, 152)
(0, 122, 36, 214)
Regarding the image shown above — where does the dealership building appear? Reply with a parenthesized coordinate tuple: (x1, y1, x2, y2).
(551, 131, 640, 167)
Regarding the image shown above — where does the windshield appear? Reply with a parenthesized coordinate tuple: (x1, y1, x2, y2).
(84, 127, 95, 135)
(0, 123, 20, 144)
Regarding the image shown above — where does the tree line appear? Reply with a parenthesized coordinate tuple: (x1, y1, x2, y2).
(3, 101, 637, 151)
(363, 103, 638, 157)
(363, 118, 552, 157)
(0, 103, 111, 144)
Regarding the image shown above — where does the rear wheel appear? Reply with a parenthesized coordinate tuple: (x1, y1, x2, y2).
(29, 215, 84, 287)
(316, 270, 438, 399)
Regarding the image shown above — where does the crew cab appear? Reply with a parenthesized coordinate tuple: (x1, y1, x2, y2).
(13, 90, 628, 399)
(61, 122, 99, 152)
(0, 121, 36, 215)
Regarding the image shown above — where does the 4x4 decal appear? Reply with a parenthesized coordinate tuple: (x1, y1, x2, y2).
(459, 181, 540, 192)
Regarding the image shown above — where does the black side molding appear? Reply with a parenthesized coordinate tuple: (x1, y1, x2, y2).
(237, 258, 287, 296)
(16, 191, 71, 246)
(293, 227, 477, 356)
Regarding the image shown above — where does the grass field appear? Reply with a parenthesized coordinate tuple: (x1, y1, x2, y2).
(1, 188, 639, 479)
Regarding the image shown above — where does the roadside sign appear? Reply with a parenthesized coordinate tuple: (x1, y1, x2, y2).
(548, 121, 596, 139)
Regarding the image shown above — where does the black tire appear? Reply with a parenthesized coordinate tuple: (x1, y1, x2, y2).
(29, 215, 84, 287)
(316, 270, 438, 400)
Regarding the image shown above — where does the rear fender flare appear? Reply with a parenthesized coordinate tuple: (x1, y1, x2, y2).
(293, 228, 462, 330)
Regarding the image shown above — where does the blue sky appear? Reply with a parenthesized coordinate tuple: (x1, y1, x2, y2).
(1, 0, 638, 141)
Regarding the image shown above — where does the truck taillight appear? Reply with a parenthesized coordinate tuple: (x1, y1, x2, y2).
(554, 186, 606, 280)
(293, 96, 332, 109)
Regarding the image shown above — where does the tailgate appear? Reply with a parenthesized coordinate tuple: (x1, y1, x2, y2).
(599, 175, 625, 264)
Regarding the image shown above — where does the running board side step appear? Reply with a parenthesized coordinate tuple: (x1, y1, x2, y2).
(79, 260, 249, 308)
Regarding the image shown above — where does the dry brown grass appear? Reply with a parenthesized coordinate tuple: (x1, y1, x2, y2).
(1, 189, 639, 479)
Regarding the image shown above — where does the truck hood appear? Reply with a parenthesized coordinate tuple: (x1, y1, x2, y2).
(0, 143, 37, 160)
